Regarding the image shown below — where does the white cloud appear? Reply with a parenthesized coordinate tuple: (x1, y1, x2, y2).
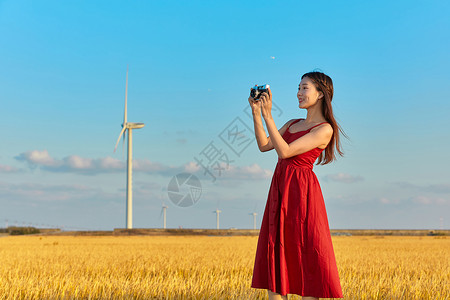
(377, 197, 402, 204)
(98, 156, 123, 169)
(16, 151, 125, 174)
(379, 197, 390, 204)
(391, 181, 450, 194)
(410, 195, 449, 205)
(64, 155, 93, 170)
(195, 162, 272, 181)
(322, 172, 364, 183)
(15, 150, 59, 167)
(413, 195, 432, 205)
(0, 164, 21, 173)
(133, 159, 168, 172)
(184, 161, 201, 173)
(14, 150, 272, 180)
(0, 179, 166, 205)
(378, 194, 449, 206)
(15, 150, 174, 175)
(0, 181, 107, 202)
(232, 163, 272, 179)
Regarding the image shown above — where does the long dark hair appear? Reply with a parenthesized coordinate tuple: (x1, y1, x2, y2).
(301, 71, 349, 165)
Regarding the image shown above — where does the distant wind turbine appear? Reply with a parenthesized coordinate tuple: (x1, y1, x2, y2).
(249, 212, 258, 230)
(114, 66, 145, 229)
(213, 209, 221, 229)
(250, 201, 258, 230)
(160, 204, 168, 229)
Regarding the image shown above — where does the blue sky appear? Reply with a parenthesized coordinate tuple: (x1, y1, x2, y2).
(1, 0, 449, 230)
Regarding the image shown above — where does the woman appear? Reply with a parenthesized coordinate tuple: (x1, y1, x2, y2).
(249, 71, 346, 299)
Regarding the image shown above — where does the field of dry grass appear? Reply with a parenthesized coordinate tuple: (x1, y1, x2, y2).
(0, 235, 448, 299)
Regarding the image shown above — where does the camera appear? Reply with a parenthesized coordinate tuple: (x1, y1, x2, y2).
(250, 84, 270, 100)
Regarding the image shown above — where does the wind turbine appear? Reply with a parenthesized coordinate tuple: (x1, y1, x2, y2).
(249, 212, 258, 230)
(114, 66, 145, 229)
(249, 201, 258, 230)
(160, 204, 168, 229)
(213, 209, 222, 229)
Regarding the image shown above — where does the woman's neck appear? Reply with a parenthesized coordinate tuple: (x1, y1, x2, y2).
(304, 102, 326, 123)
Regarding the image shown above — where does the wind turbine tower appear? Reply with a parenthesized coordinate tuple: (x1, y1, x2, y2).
(114, 66, 145, 229)
(213, 209, 222, 229)
(249, 212, 258, 230)
(160, 204, 168, 229)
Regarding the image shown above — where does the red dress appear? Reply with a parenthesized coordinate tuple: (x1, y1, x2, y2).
(251, 118, 343, 298)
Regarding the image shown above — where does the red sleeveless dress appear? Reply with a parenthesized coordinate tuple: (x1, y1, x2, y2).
(251, 118, 343, 298)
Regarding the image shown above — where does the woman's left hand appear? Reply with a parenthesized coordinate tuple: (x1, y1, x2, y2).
(260, 87, 272, 119)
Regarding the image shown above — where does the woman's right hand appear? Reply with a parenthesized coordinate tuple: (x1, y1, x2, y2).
(248, 96, 262, 115)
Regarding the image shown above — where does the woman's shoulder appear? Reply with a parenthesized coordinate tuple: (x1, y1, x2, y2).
(286, 118, 302, 126)
(310, 121, 333, 135)
(279, 119, 301, 135)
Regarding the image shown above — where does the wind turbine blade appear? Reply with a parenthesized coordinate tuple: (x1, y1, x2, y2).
(124, 65, 128, 125)
(114, 127, 126, 152)
(159, 207, 163, 219)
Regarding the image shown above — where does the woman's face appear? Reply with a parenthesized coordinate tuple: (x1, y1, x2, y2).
(297, 77, 323, 109)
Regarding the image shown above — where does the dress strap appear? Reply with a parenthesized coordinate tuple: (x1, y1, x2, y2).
(288, 118, 303, 129)
(307, 122, 328, 131)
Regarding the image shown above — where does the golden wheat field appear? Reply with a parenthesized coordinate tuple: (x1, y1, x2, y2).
(0, 235, 448, 299)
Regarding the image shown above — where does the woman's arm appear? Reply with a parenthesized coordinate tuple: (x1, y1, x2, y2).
(264, 117, 333, 158)
(260, 88, 333, 158)
(252, 113, 295, 152)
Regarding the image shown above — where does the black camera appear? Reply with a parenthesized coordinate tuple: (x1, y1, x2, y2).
(250, 84, 270, 100)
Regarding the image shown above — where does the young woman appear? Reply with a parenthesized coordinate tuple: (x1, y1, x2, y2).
(249, 71, 347, 299)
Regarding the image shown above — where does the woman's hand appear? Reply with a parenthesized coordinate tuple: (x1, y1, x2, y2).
(260, 87, 273, 119)
(248, 94, 262, 116)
